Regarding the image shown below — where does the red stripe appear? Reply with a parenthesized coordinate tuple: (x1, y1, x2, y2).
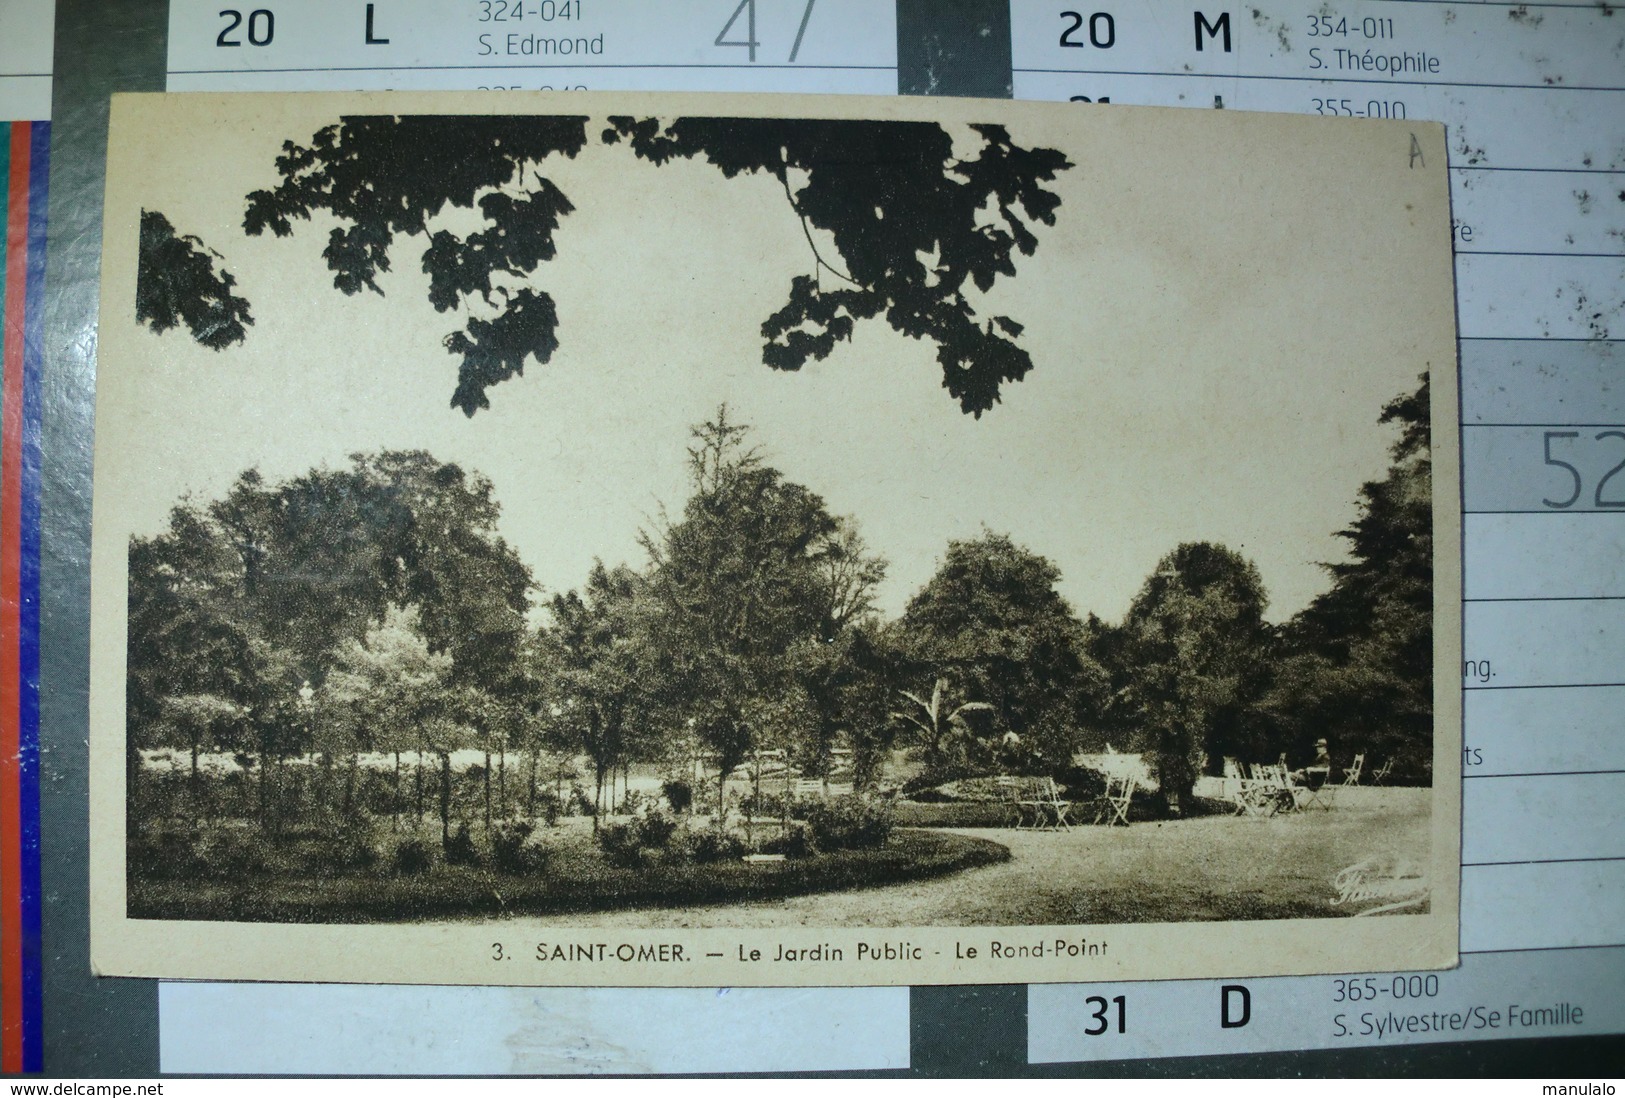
(1, 121, 30, 1076)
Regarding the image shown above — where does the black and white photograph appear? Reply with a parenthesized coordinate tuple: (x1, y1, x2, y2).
(90, 91, 1461, 986)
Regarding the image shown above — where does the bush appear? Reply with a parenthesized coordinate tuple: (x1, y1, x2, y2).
(393, 837, 436, 876)
(567, 784, 595, 817)
(128, 828, 199, 881)
(905, 776, 1015, 804)
(532, 789, 563, 827)
(1053, 766, 1108, 802)
(662, 778, 693, 814)
(138, 828, 268, 877)
(635, 808, 678, 849)
(306, 809, 380, 874)
(444, 823, 482, 867)
(758, 822, 815, 859)
(891, 801, 1014, 828)
(310, 830, 379, 874)
(596, 808, 679, 867)
(187, 828, 270, 878)
(492, 820, 550, 874)
(596, 821, 645, 868)
(900, 773, 941, 799)
(806, 796, 893, 852)
(678, 827, 747, 864)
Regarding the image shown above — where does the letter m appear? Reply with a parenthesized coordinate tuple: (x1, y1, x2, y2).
(1543, 1087, 1559, 1095)
(1195, 10, 1231, 51)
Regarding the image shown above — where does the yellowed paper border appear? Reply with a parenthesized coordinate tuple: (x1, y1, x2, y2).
(90, 90, 1462, 986)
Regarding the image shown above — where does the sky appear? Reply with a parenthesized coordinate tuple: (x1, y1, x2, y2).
(95, 93, 1455, 626)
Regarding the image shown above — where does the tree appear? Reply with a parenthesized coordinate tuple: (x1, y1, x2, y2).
(1267, 374, 1433, 779)
(319, 605, 452, 828)
(417, 692, 484, 849)
(544, 562, 653, 831)
(159, 693, 248, 827)
(900, 532, 1103, 774)
(128, 506, 270, 830)
(605, 117, 1072, 415)
(889, 676, 993, 774)
(126, 451, 535, 838)
(833, 621, 907, 792)
(1105, 542, 1270, 811)
(163, 113, 1073, 416)
(189, 452, 534, 695)
(639, 408, 847, 817)
(787, 519, 889, 777)
(135, 209, 253, 349)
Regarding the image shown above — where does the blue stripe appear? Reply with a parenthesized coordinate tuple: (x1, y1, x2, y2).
(19, 119, 49, 1075)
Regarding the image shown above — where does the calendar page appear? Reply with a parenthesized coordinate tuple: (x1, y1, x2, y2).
(121, 0, 1623, 1075)
(1007, 0, 1625, 1064)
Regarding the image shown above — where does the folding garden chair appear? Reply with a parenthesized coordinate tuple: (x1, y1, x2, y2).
(1094, 774, 1135, 827)
(1342, 753, 1366, 786)
(1011, 776, 1072, 831)
(1294, 766, 1336, 811)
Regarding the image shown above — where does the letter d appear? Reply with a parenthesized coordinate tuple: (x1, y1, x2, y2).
(1221, 985, 1251, 1028)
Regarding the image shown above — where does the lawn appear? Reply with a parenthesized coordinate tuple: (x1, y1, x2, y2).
(126, 819, 1010, 923)
(475, 786, 1434, 929)
(127, 786, 1430, 927)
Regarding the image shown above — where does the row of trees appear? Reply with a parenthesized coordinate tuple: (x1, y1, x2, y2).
(130, 379, 1432, 844)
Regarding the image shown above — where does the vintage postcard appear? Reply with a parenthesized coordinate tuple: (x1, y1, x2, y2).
(90, 91, 1461, 986)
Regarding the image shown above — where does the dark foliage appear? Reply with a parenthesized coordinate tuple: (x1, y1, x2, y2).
(804, 795, 893, 851)
(661, 778, 693, 814)
(676, 828, 748, 865)
(392, 837, 435, 876)
(127, 451, 533, 774)
(1094, 542, 1270, 806)
(313, 824, 380, 875)
(899, 532, 1105, 774)
(532, 789, 563, 826)
(545, 563, 652, 824)
(136, 210, 254, 349)
(639, 408, 882, 807)
(890, 800, 1012, 828)
(130, 831, 1010, 922)
(595, 822, 642, 867)
(128, 827, 269, 882)
(242, 115, 589, 414)
(636, 809, 680, 850)
(443, 823, 481, 866)
(758, 822, 816, 859)
(595, 809, 680, 867)
(237, 114, 1068, 415)
(491, 820, 549, 874)
(604, 116, 1071, 416)
(1263, 374, 1434, 780)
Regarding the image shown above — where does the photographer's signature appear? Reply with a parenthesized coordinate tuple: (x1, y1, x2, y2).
(1331, 856, 1429, 916)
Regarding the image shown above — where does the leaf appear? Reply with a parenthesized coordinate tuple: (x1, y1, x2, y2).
(247, 113, 1070, 414)
(136, 210, 254, 350)
(445, 289, 561, 416)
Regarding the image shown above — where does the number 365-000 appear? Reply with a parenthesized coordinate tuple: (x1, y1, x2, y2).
(1542, 429, 1625, 509)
